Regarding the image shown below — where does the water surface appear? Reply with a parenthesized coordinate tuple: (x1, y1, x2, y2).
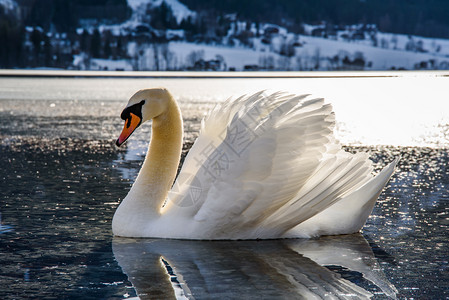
(0, 72, 448, 299)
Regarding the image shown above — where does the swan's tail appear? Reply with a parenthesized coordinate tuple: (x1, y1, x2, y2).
(287, 157, 399, 238)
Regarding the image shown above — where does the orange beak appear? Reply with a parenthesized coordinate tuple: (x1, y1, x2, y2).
(116, 113, 141, 147)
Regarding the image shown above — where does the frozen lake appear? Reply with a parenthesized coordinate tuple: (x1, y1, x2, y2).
(0, 71, 448, 299)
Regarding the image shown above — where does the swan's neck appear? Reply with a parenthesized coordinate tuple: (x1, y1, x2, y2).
(126, 96, 183, 215)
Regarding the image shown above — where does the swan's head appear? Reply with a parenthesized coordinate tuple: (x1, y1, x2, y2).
(116, 88, 170, 146)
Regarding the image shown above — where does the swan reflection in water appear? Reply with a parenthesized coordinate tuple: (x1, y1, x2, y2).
(113, 234, 397, 299)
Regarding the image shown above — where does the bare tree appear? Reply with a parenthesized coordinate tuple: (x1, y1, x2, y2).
(277, 56, 291, 70)
(215, 54, 226, 70)
(312, 48, 321, 70)
(160, 43, 174, 70)
(259, 55, 275, 70)
(152, 43, 160, 71)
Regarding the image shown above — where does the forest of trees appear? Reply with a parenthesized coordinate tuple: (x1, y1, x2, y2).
(18, 0, 131, 32)
(181, 0, 449, 39)
(0, 7, 23, 68)
(0, 0, 131, 68)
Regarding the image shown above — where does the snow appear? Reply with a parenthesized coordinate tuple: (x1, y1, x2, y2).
(0, 0, 17, 12)
(73, 54, 133, 71)
(166, 29, 185, 40)
(262, 23, 289, 36)
(297, 34, 449, 70)
(376, 32, 449, 56)
(91, 0, 195, 36)
(165, 32, 449, 71)
(302, 23, 323, 35)
(69, 2, 449, 72)
(127, 0, 152, 11)
(124, 32, 449, 71)
(127, 0, 195, 23)
(85, 0, 195, 36)
(170, 42, 283, 69)
(89, 59, 133, 71)
(161, 0, 196, 23)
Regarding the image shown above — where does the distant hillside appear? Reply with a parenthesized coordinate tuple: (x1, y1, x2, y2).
(8, 0, 449, 39)
(2, 0, 449, 70)
(15, 0, 131, 32)
(180, 0, 449, 39)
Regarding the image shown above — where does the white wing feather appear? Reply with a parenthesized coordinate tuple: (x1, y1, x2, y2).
(165, 91, 395, 239)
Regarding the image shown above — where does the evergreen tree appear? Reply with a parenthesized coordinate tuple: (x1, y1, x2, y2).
(116, 34, 124, 58)
(80, 30, 89, 52)
(104, 36, 111, 58)
(90, 29, 101, 58)
(30, 28, 43, 66)
(149, 1, 178, 29)
(43, 34, 52, 66)
(0, 15, 24, 68)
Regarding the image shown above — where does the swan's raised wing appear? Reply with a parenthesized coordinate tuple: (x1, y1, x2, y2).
(165, 91, 377, 239)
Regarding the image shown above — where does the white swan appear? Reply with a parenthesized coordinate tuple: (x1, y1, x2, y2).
(113, 88, 398, 239)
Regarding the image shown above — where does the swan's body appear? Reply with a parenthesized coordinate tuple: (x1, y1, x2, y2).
(113, 88, 397, 239)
